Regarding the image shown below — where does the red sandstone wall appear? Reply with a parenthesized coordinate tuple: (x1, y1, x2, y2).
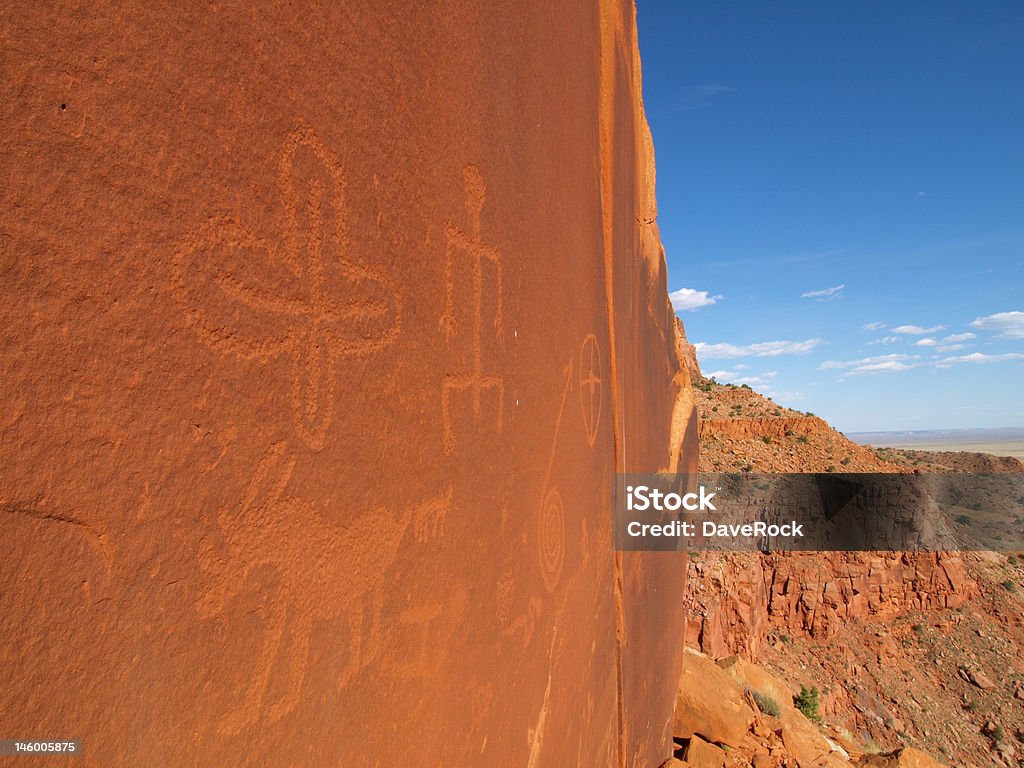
(684, 552, 976, 659)
(0, 1, 694, 766)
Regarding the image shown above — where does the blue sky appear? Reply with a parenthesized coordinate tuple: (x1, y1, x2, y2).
(636, 1, 1024, 432)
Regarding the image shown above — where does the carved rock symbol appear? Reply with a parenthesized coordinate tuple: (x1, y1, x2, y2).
(578, 334, 602, 447)
(172, 126, 401, 451)
(439, 164, 505, 454)
(538, 487, 565, 593)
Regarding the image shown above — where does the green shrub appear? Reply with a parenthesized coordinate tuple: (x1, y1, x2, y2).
(963, 700, 978, 712)
(762, 436, 773, 445)
(797, 435, 809, 444)
(825, 465, 836, 473)
(954, 514, 971, 525)
(794, 685, 821, 723)
(1002, 579, 1017, 593)
(840, 457, 851, 465)
(993, 725, 1005, 743)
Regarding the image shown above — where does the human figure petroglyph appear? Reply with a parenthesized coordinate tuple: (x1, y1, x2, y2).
(440, 165, 504, 454)
(172, 126, 401, 451)
(195, 442, 450, 735)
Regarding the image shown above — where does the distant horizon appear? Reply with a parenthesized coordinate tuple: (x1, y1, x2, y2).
(847, 425, 1024, 436)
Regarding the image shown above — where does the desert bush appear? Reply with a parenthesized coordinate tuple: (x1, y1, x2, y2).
(794, 685, 821, 723)
(750, 690, 781, 717)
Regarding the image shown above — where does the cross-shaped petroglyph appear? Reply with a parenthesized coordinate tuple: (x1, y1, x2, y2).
(172, 126, 401, 451)
(195, 442, 450, 735)
(440, 165, 504, 454)
(578, 333, 603, 447)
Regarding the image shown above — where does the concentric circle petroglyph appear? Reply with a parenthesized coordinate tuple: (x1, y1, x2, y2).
(538, 487, 565, 592)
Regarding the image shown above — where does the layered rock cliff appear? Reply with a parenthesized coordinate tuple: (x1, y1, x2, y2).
(0, 2, 695, 765)
(686, 378, 978, 659)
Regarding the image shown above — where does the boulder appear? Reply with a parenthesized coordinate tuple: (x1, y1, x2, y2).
(892, 747, 946, 767)
(780, 712, 837, 768)
(968, 669, 996, 690)
(674, 649, 755, 747)
(717, 654, 793, 713)
(683, 736, 726, 768)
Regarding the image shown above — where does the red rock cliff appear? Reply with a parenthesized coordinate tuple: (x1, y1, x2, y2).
(0, 2, 695, 766)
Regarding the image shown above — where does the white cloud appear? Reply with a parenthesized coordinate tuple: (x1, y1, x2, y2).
(769, 391, 806, 403)
(801, 283, 845, 300)
(678, 83, 736, 111)
(861, 321, 887, 331)
(935, 352, 1024, 367)
(915, 338, 937, 347)
(820, 354, 922, 378)
(704, 370, 778, 390)
(942, 332, 976, 343)
(866, 335, 900, 345)
(937, 344, 966, 352)
(891, 324, 946, 335)
(694, 339, 824, 359)
(704, 370, 738, 380)
(969, 311, 1024, 339)
(732, 372, 778, 386)
(669, 287, 722, 312)
(819, 349, 1024, 377)
(819, 353, 918, 371)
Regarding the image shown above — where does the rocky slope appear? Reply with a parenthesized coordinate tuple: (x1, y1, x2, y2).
(871, 448, 1024, 474)
(683, 375, 1024, 767)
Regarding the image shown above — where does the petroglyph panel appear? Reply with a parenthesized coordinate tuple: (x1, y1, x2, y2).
(0, 1, 693, 766)
(173, 126, 401, 451)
